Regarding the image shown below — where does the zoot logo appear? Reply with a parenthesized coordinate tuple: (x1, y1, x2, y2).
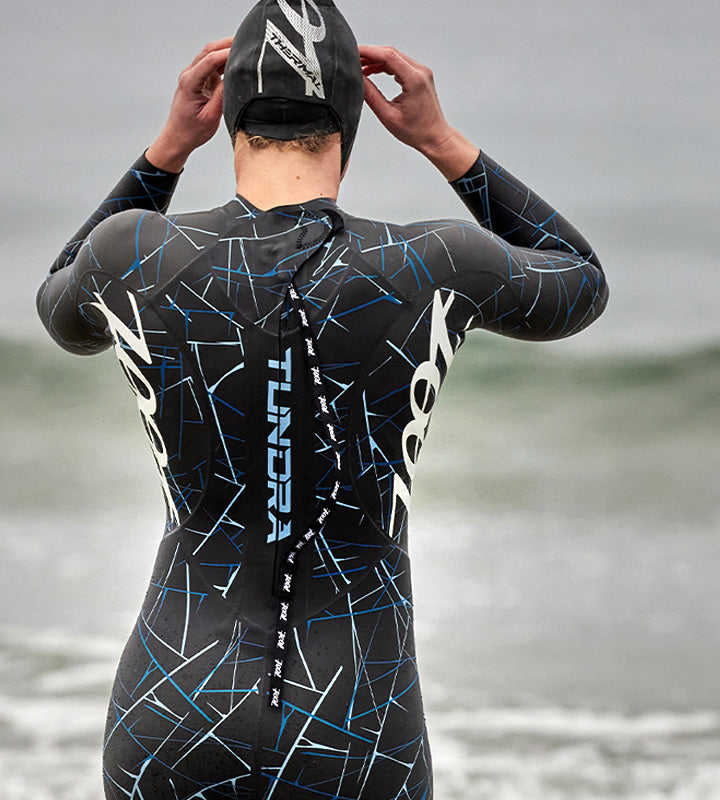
(91, 290, 179, 525)
(258, 0, 327, 98)
(389, 290, 456, 537)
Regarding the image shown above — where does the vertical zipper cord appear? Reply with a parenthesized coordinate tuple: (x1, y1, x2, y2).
(267, 277, 344, 710)
(266, 210, 345, 710)
(271, 304, 284, 593)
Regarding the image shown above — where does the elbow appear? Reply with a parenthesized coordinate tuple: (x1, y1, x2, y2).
(575, 244, 608, 322)
(596, 269, 610, 318)
(587, 251, 610, 319)
(564, 265, 609, 339)
(36, 275, 111, 356)
(35, 277, 54, 337)
(526, 265, 609, 342)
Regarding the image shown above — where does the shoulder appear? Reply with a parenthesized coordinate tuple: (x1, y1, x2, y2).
(341, 211, 494, 282)
(84, 208, 165, 276)
(344, 210, 489, 248)
(85, 204, 232, 289)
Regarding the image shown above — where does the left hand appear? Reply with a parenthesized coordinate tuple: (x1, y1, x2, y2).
(146, 38, 233, 173)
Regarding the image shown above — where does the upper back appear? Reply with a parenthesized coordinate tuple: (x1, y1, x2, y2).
(81, 197, 469, 546)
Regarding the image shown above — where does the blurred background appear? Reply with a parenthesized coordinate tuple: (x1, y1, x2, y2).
(1, 0, 718, 797)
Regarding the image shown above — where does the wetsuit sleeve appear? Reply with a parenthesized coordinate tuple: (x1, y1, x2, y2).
(37, 153, 180, 354)
(49, 152, 180, 274)
(443, 152, 607, 339)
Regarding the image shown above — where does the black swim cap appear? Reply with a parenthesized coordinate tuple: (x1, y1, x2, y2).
(223, 0, 364, 170)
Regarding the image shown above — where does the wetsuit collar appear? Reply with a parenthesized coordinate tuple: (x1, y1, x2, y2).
(233, 193, 340, 216)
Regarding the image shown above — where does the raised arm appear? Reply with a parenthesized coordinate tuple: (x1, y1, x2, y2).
(360, 44, 607, 340)
(361, 45, 599, 262)
(38, 39, 231, 352)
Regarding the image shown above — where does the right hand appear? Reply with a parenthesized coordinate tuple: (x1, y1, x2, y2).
(359, 45, 479, 181)
(146, 38, 233, 173)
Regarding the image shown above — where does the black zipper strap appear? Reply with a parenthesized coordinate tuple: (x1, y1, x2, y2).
(268, 278, 344, 710)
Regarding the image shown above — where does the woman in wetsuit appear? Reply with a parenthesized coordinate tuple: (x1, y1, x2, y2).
(37, 2, 608, 798)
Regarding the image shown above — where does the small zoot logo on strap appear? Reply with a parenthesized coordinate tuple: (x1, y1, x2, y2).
(258, 0, 327, 98)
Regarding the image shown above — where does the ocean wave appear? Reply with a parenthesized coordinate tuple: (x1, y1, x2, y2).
(429, 745, 720, 800)
(430, 706, 720, 740)
(3, 622, 720, 800)
(4, 334, 720, 389)
(2, 702, 720, 800)
(0, 695, 102, 748)
(429, 707, 720, 800)
(0, 746, 101, 800)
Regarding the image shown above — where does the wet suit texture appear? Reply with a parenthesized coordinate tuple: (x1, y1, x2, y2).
(37, 151, 607, 799)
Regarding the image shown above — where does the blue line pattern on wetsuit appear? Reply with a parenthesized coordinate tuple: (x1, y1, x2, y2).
(37, 150, 607, 800)
(50, 155, 180, 275)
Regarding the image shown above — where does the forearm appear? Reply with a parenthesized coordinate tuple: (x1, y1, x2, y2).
(450, 152, 599, 267)
(49, 152, 180, 275)
(48, 35, 232, 277)
(359, 44, 598, 267)
(417, 127, 480, 182)
(444, 154, 607, 340)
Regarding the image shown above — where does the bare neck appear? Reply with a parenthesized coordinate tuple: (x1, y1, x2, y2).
(233, 139, 343, 211)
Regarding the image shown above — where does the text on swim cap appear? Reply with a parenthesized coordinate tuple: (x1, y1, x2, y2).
(257, 0, 327, 99)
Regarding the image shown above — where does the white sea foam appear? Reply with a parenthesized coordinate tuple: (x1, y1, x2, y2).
(430, 714, 720, 800)
(0, 694, 104, 746)
(0, 746, 101, 800)
(3, 705, 720, 800)
(2, 624, 720, 798)
(429, 707, 720, 740)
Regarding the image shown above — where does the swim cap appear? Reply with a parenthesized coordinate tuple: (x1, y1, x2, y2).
(223, 0, 364, 170)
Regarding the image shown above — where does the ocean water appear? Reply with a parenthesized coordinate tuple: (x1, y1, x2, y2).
(2, 0, 719, 797)
(3, 336, 719, 797)
(5, 622, 720, 800)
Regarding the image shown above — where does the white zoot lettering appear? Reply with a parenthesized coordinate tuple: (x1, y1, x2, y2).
(91, 290, 179, 525)
(389, 290, 456, 538)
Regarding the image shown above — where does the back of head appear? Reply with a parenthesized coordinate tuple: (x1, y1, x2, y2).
(223, 0, 364, 170)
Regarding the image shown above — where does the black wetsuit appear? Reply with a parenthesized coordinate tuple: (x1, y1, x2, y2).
(37, 151, 607, 799)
